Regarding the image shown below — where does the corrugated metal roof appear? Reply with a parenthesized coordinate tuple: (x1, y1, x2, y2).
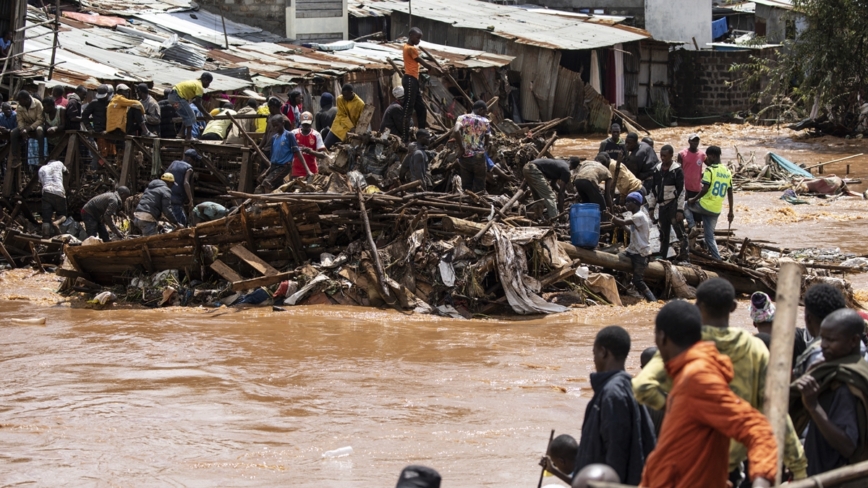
(133, 10, 261, 47)
(751, 0, 793, 10)
(79, 0, 195, 15)
(350, 0, 650, 50)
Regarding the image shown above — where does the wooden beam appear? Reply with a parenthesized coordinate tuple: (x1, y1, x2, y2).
(231, 270, 295, 292)
(198, 153, 230, 187)
(279, 202, 304, 264)
(238, 148, 253, 194)
(230, 244, 279, 276)
(240, 205, 255, 250)
(0, 241, 17, 268)
(142, 243, 154, 273)
(209, 259, 244, 283)
(120, 138, 135, 189)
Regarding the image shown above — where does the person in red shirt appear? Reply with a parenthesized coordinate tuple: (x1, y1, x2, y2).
(641, 300, 777, 488)
(51, 85, 68, 108)
(677, 133, 706, 229)
(401, 27, 441, 143)
(290, 111, 327, 178)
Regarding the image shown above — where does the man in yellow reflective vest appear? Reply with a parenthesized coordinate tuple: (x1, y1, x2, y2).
(687, 145, 733, 260)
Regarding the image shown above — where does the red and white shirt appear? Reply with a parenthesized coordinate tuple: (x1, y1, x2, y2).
(290, 128, 325, 177)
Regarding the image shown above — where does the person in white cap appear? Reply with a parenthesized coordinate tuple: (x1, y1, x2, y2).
(380, 85, 407, 138)
(290, 111, 327, 179)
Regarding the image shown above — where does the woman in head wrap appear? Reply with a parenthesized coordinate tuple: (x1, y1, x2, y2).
(749, 291, 811, 361)
(316, 92, 336, 139)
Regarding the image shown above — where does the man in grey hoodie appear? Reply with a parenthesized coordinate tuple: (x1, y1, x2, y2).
(133, 173, 179, 236)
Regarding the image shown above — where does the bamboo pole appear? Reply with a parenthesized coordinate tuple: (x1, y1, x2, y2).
(762, 261, 802, 485)
(784, 459, 868, 488)
(419, 45, 474, 108)
(803, 153, 863, 171)
(226, 112, 270, 164)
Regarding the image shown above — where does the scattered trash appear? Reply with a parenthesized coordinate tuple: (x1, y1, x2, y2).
(322, 446, 354, 458)
(9, 317, 47, 326)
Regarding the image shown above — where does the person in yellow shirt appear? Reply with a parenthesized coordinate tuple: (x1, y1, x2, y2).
(255, 101, 270, 133)
(686, 145, 732, 260)
(324, 84, 365, 150)
(106, 84, 154, 137)
(168, 72, 213, 140)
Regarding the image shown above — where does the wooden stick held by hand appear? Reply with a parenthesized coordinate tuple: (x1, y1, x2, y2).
(538, 429, 555, 488)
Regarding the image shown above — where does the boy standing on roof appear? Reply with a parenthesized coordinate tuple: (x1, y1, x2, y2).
(401, 27, 441, 144)
(169, 73, 213, 141)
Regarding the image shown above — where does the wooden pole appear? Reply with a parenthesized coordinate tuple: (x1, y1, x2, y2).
(419, 46, 474, 108)
(219, 6, 229, 50)
(535, 131, 558, 158)
(784, 459, 868, 488)
(472, 186, 526, 241)
(226, 112, 270, 164)
(47, 0, 60, 80)
(803, 153, 863, 171)
(537, 429, 555, 488)
(762, 261, 802, 485)
(357, 189, 394, 304)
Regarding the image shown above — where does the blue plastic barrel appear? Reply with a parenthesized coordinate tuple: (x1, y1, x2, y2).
(570, 203, 601, 248)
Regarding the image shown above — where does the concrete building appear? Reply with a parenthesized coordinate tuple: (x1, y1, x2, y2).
(197, 0, 349, 42)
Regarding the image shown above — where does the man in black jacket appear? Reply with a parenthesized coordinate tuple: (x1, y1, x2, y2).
(133, 174, 179, 236)
(542, 326, 656, 485)
(647, 144, 687, 261)
(379, 86, 406, 138)
(623, 132, 658, 188)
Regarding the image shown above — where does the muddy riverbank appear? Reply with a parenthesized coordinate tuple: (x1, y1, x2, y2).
(2, 124, 868, 486)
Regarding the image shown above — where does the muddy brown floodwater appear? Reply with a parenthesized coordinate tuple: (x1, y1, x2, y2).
(1, 124, 867, 486)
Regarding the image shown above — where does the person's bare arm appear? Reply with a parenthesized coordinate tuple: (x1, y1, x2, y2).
(538, 457, 572, 485)
(184, 169, 194, 207)
(193, 97, 212, 121)
(414, 54, 442, 76)
(603, 180, 614, 211)
(689, 182, 710, 206)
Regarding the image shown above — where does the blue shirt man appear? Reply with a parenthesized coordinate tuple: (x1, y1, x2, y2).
(0, 104, 17, 131)
(270, 129, 300, 165)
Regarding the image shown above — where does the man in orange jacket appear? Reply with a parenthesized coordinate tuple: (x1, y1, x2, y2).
(641, 300, 777, 488)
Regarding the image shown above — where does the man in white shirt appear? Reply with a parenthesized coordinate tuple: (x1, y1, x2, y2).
(38, 160, 68, 237)
(608, 191, 655, 302)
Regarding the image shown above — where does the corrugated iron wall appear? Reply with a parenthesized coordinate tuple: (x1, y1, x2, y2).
(638, 41, 671, 108)
(553, 66, 583, 120)
(623, 41, 640, 115)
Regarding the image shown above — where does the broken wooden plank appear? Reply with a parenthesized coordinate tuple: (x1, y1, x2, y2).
(210, 259, 244, 283)
(0, 241, 17, 268)
(231, 270, 296, 292)
(279, 203, 304, 264)
(230, 244, 279, 276)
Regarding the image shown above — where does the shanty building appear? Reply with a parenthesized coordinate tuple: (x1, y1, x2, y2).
(350, 0, 674, 128)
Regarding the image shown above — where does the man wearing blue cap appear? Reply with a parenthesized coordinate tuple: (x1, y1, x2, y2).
(608, 192, 655, 302)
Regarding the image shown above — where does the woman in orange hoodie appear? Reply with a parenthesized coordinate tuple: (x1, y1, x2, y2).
(642, 300, 777, 488)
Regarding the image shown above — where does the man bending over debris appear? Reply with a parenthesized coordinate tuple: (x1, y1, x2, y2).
(166, 148, 198, 226)
(81, 186, 130, 241)
(169, 72, 213, 140)
(256, 115, 305, 193)
(687, 145, 733, 261)
(571, 155, 613, 213)
(189, 202, 229, 226)
(134, 173, 179, 236)
(608, 192, 655, 302)
(523, 157, 570, 221)
(38, 159, 68, 238)
(324, 84, 365, 150)
(380, 86, 406, 138)
(454, 100, 491, 193)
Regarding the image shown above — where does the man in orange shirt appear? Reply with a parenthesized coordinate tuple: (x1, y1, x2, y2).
(641, 300, 777, 488)
(402, 27, 441, 143)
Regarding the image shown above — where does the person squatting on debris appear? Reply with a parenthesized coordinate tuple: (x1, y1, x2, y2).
(523, 157, 570, 221)
(257, 115, 305, 193)
(570, 155, 613, 214)
(792, 308, 868, 479)
(687, 145, 733, 261)
(794, 283, 851, 377)
(315, 92, 336, 139)
(641, 300, 777, 488)
(380, 86, 407, 138)
(609, 192, 656, 302)
(599, 123, 625, 162)
(291, 111, 328, 179)
(647, 144, 687, 261)
(401, 27, 441, 144)
(11, 90, 44, 171)
(679, 133, 707, 229)
(189, 202, 229, 226)
(81, 186, 130, 242)
(403, 129, 433, 191)
(165, 148, 198, 226)
(200, 100, 235, 141)
(325, 84, 365, 150)
(225, 99, 259, 145)
(107, 83, 155, 138)
(38, 160, 68, 238)
(634, 278, 809, 483)
(169, 72, 213, 140)
(134, 173, 180, 236)
(606, 153, 646, 206)
(542, 326, 656, 485)
(452, 100, 491, 193)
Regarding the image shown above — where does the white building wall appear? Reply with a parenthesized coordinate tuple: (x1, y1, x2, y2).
(644, 0, 711, 50)
(286, 0, 348, 42)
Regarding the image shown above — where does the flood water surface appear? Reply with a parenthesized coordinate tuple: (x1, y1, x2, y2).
(1, 300, 668, 487)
